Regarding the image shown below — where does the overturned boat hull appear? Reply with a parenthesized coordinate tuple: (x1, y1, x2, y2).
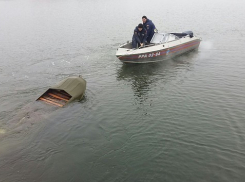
(116, 31, 201, 63)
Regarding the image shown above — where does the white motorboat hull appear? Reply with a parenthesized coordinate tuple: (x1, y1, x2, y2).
(116, 32, 201, 63)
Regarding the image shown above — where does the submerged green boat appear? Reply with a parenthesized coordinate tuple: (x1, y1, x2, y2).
(37, 76, 86, 107)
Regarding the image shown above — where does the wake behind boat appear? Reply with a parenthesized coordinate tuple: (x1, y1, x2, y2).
(116, 31, 201, 63)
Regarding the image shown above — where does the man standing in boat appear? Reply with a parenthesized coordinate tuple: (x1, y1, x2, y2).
(142, 16, 157, 44)
(132, 23, 147, 49)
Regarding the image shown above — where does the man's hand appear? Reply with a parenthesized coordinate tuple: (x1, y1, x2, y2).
(140, 43, 143, 47)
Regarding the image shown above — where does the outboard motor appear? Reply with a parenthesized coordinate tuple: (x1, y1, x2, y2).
(182, 31, 193, 38)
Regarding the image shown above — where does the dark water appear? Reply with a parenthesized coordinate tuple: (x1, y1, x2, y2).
(1, 0, 245, 181)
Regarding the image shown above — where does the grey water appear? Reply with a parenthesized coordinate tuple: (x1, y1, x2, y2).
(0, 0, 245, 181)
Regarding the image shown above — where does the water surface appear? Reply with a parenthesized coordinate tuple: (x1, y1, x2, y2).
(0, 0, 245, 181)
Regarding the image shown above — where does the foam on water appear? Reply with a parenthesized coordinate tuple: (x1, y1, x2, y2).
(0, 129, 6, 134)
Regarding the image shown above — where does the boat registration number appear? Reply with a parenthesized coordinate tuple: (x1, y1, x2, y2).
(138, 52, 161, 59)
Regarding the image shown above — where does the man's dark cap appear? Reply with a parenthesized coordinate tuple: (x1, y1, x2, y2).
(142, 16, 147, 19)
(138, 23, 143, 28)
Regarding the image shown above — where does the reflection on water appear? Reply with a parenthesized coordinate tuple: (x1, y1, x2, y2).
(116, 51, 197, 104)
(117, 62, 164, 102)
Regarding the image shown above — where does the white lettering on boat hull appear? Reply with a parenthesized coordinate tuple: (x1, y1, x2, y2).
(138, 52, 161, 59)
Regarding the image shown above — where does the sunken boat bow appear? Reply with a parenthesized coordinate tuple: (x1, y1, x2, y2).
(37, 76, 86, 107)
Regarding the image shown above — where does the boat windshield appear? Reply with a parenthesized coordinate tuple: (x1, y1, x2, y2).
(167, 34, 179, 42)
(150, 33, 179, 44)
(150, 33, 165, 44)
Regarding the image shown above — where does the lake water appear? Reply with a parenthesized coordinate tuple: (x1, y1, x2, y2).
(0, 0, 245, 181)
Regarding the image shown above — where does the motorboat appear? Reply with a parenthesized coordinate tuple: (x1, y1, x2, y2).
(116, 31, 201, 63)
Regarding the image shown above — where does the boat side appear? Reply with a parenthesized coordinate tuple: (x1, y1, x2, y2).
(116, 36, 201, 63)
